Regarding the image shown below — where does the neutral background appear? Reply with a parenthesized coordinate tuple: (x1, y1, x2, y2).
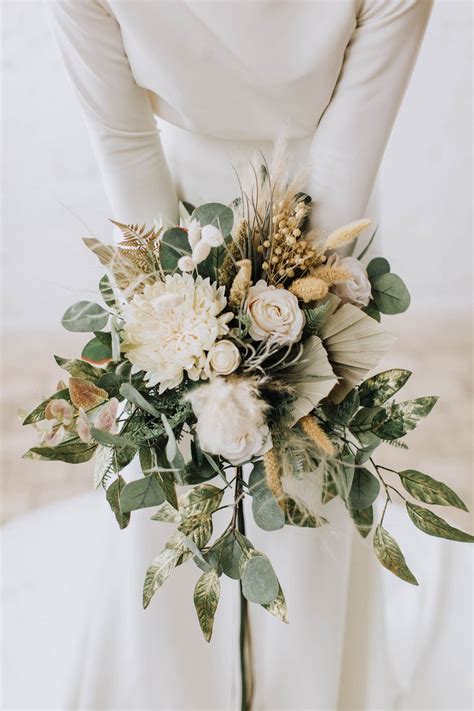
(1, 1, 472, 527)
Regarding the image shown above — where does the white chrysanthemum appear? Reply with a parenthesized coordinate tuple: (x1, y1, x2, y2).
(121, 274, 233, 392)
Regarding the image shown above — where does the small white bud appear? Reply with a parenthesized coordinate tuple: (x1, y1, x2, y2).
(201, 224, 224, 248)
(187, 219, 202, 248)
(192, 240, 212, 264)
(177, 256, 196, 272)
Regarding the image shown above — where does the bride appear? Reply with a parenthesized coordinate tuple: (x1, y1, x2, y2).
(3, 2, 440, 709)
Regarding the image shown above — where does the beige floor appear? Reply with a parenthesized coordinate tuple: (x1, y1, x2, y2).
(1, 312, 472, 524)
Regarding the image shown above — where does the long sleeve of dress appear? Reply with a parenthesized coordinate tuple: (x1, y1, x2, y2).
(45, 0, 179, 229)
(308, 0, 433, 232)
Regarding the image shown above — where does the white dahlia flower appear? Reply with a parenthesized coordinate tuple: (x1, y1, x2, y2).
(121, 274, 233, 392)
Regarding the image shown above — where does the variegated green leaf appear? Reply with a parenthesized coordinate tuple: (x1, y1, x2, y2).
(285, 497, 328, 528)
(406, 503, 474, 542)
(372, 397, 438, 440)
(26, 440, 96, 464)
(22, 388, 71, 425)
(143, 546, 183, 608)
(374, 525, 418, 585)
(261, 584, 289, 624)
(194, 568, 221, 642)
(358, 369, 412, 407)
(54, 356, 103, 382)
(151, 501, 182, 523)
(178, 513, 213, 549)
(349, 505, 373, 538)
(179, 484, 224, 516)
(399, 470, 468, 511)
(99, 273, 117, 308)
(94, 444, 114, 489)
(61, 300, 109, 333)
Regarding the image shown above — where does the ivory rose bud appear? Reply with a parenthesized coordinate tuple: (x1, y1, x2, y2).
(327, 255, 371, 307)
(186, 377, 271, 465)
(246, 280, 305, 345)
(201, 224, 225, 248)
(207, 340, 241, 375)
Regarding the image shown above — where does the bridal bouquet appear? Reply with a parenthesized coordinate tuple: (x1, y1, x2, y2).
(23, 158, 472, 646)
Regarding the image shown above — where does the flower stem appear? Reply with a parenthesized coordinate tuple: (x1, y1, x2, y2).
(236, 471, 254, 711)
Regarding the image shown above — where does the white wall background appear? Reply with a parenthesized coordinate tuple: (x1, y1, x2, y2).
(1, 1, 472, 331)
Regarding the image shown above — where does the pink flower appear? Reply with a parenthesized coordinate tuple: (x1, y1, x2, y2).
(95, 398, 119, 434)
(76, 409, 92, 443)
(44, 398, 74, 426)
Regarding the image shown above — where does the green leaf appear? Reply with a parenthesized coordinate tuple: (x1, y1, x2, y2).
(90, 426, 137, 449)
(54, 356, 102, 382)
(61, 301, 109, 332)
(252, 495, 285, 531)
(119, 383, 161, 417)
(81, 336, 112, 364)
(303, 301, 331, 336)
(349, 505, 373, 538)
(358, 369, 412, 407)
(372, 397, 438, 440)
(140, 447, 178, 508)
(22, 388, 71, 425)
(323, 389, 360, 426)
(261, 584, 289, 624)
(193, 568, 221, 642)
(99, 273, 117, 308)
(350, 407, 383, 448)
(399, 470, 468, 511)
(349, 467, 380, 510)
(361, 300, 381, 322)
(371, 273, 411, 315)
(285, 497, 328, 528)
(220, 536, 245, 580)
(367, 257, 390, 282)
(331, 447, 355, 500)
(321, 469, 337, 504)
(161, 413, 177, 463)
(27, 440, 96, 464)
(143, 545, 184, 608)
(374, 525, 418, 585)
(96, 371, 123, 398)
(159, 227, 191, 273)
(192, 202, 234, 236)
(93, 444, 114, 489)
(240, 552, 280, 605)
(120, 474, 166, 513)
(151, 501, 181, 523)
(406, 502, 474, 542)
(106, 475, 130, 529)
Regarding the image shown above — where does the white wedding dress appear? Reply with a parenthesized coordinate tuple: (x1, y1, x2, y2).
(4, 2, 471, 710)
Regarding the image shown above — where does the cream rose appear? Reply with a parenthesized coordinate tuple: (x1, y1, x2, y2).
(327, 255, 371, 307)
(186, 377, 271, 465)
(246, 280, 305, 344)
(207, 340, 241, 375)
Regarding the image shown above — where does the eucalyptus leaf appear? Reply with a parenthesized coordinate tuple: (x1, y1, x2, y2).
(120, 474, 166, 513)
(374, 525, 418, 585)
(61, 301, 109, 333)
(159, 227, 191, 273)
(399, 470, 468, 511)
(106, 475, 130, 529)
(252, 495, 285, 531)
(367, 257, 390, 282)
(361, 300, 381, 322)
(90, 426, 137, 449)
(194, 568, 221, 642)
(350, 406, 383, 448)
(180, 484, 224, 516)
(406, 502, 474, 542)
(371, 273, 411, 315)
(192, 202, 234, 236)
(119, 383, 161, 417)
(331, 447, 355, 500)
(220, 536, 245, 580)
(82, 335, 112, 364)
(349, 467, 380, 510)
(240, 552, 280, 605)
(358, 369, 412, 407)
